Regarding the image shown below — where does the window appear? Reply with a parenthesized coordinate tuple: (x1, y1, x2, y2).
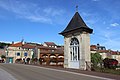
(17, 53, 20, 56)
(52, 50, 54, 52)
(70, 38, 79, 61)
(24, 53, 28, 56)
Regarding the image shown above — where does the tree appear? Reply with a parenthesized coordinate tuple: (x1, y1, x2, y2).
(91, 53, 102, 67)
(0, 42, 10, 48)
(1, 55, 6, 59)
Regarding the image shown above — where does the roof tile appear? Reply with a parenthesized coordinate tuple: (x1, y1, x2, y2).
(60, 12, 93, 35)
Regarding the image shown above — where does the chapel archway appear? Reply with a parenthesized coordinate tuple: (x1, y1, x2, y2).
(70, 38, 79, 61)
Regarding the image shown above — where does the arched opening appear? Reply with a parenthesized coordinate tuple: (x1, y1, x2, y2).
(15, 58, 22, 63)
(41, 54, 48, 65)
(49, 54, 57, 65)
(70, 37, 79, 61)
(49, 54, 56, 58)
(42, 54, 48, 58)
(57, 54, 64, 66)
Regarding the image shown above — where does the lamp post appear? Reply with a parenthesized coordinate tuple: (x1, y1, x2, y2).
(5, 47, 9, 63)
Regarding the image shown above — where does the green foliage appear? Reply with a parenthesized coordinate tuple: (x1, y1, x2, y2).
(0, 42, 10, 48)
(91, 53, 102, 67)
(1, 55, 6, 58)
(94, 67, 120, 75)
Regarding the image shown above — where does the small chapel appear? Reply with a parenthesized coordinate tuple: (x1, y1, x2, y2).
(60, 9, 93, 70)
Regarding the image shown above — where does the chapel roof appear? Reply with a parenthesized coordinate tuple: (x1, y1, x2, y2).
(60, 12, 93, 36)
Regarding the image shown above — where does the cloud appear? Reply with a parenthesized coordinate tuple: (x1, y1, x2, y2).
(92, 0, 100, 1)
(25, 15, 52, 24)
(106, 27, 110, 29)
(103, 38, 120, 51)
(110, 23, 119, 27)
(93, 26, 120, 51)
(81, 12, 91, 17)
(0, 0, 65, 24)
(43, 8, 64, 17)
(81, 12, 99, 25)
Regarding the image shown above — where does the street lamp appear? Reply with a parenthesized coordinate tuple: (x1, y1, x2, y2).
(5, 47, 9, 63)
(5, 48, 8, 57)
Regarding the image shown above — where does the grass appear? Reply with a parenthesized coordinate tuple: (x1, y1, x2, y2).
(93, 67, 120, 75)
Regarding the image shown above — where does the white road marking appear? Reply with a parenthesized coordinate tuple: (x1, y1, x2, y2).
(18, 64, 115, 80)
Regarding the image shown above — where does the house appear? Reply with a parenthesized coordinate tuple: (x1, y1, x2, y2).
(43, 42, 57, 48)
(90, 45, 97, 53)
(6, 41, 38, 63)
(111, 51, 120, 64)
(39, 44, 64, 66)
(96, 44, 106, 51)
(6, 41, 64, 65)
(90, 44, 120, 64)
(90, 44, 108, 59)
(0, 47, 6, 62)
(0, 48, 6, 57)
(90, 44, 106, 52)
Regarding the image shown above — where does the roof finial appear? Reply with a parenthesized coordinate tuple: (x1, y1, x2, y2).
(76, 5, 78, 12)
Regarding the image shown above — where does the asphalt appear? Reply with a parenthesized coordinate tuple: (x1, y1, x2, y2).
(29, 64, 120, 80)
(0, 64, 117, 80)
(0, 68, 16, 80)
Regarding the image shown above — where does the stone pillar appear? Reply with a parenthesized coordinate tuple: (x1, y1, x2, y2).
(79, 32, 91, 70)
(64, 37, 70, 68)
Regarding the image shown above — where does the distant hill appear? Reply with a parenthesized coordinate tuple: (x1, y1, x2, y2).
(0, 42, 11, 49)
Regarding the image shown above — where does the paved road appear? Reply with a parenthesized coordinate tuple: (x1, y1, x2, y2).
(0, 64, 114, 80)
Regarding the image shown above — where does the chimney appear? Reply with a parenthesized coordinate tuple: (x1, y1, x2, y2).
(12, 41, 14, 44)
(97, 43, 100, 46)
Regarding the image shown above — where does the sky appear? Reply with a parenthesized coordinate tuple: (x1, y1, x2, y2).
(0, 0, 120, 51)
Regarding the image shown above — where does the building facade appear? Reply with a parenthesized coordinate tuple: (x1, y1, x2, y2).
(6, 41, 64, 65)
(90, 44, 120, 64)
(6, 42, 36, 63)
(39, 42, 64, 66)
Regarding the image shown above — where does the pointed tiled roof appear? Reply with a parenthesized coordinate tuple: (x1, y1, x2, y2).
(60, 12, 93, 36)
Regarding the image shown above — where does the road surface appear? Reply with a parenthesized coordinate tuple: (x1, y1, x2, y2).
(0, 64, 114, 80)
